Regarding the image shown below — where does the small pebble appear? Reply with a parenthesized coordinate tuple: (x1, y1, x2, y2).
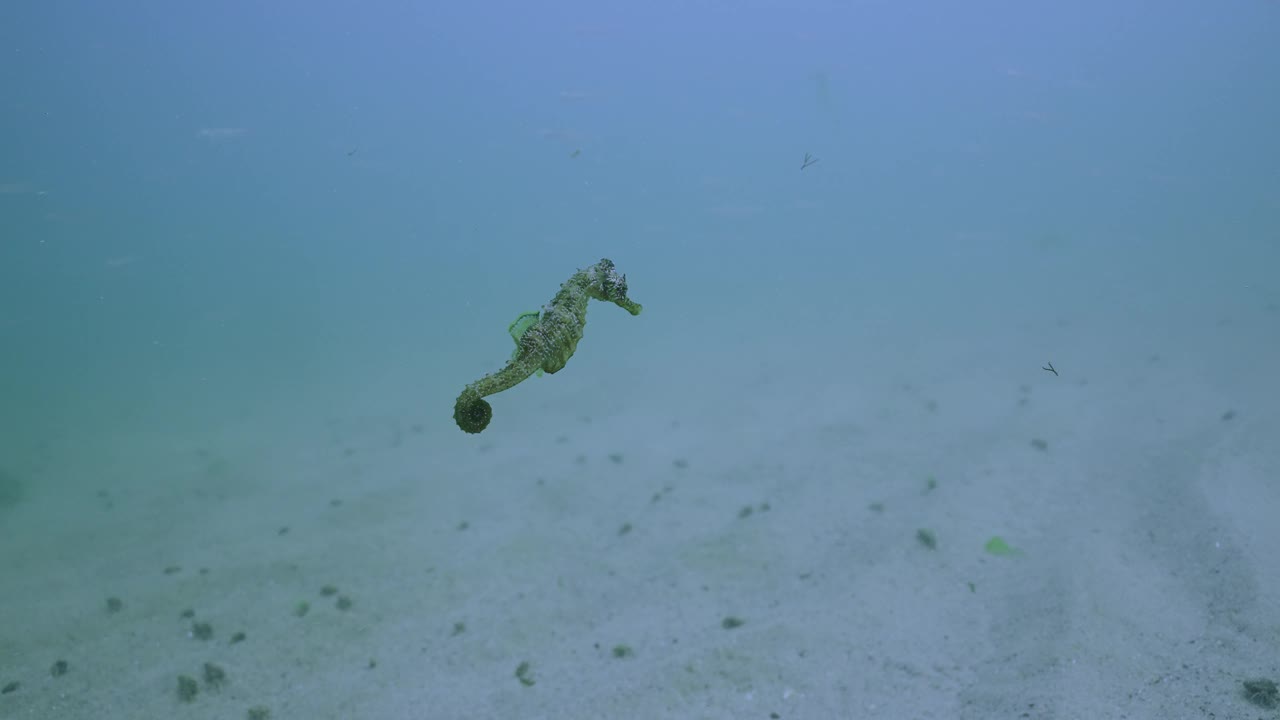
(50, 660, 68, 677)
(1243, 678, 1278, 709)
(106, 597, 124, 613)
(514, 661, 535, 686)
(202, 662, 226, 689)
(335, 595, 353, 611)
(177, 675, 198, 702)
(1, 681, 19, 694)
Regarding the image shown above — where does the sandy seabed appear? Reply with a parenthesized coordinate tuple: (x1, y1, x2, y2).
(1, 322, 1277, 720)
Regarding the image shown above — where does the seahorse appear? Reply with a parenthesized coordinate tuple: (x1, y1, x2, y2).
(453, 258, 642, 433)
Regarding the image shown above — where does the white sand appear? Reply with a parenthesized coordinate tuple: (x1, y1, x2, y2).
(2, 309, 1278, 720)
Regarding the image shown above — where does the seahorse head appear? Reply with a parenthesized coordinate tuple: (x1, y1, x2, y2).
(587, 258, 641, 314)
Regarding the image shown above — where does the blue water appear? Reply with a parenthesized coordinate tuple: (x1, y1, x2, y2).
(3, 0, 1276, 443)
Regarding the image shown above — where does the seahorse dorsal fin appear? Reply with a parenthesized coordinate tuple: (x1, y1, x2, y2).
(507, 311, 544, 377)
(508, 311, 540, 345)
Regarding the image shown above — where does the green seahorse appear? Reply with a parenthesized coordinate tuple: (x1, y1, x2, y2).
(453, 258, 642, 433)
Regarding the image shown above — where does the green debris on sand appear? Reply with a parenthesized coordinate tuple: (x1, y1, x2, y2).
(984, 536, 1020, 556)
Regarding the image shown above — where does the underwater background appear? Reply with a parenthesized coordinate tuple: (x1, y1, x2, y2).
(2, 1, 1278, 718)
